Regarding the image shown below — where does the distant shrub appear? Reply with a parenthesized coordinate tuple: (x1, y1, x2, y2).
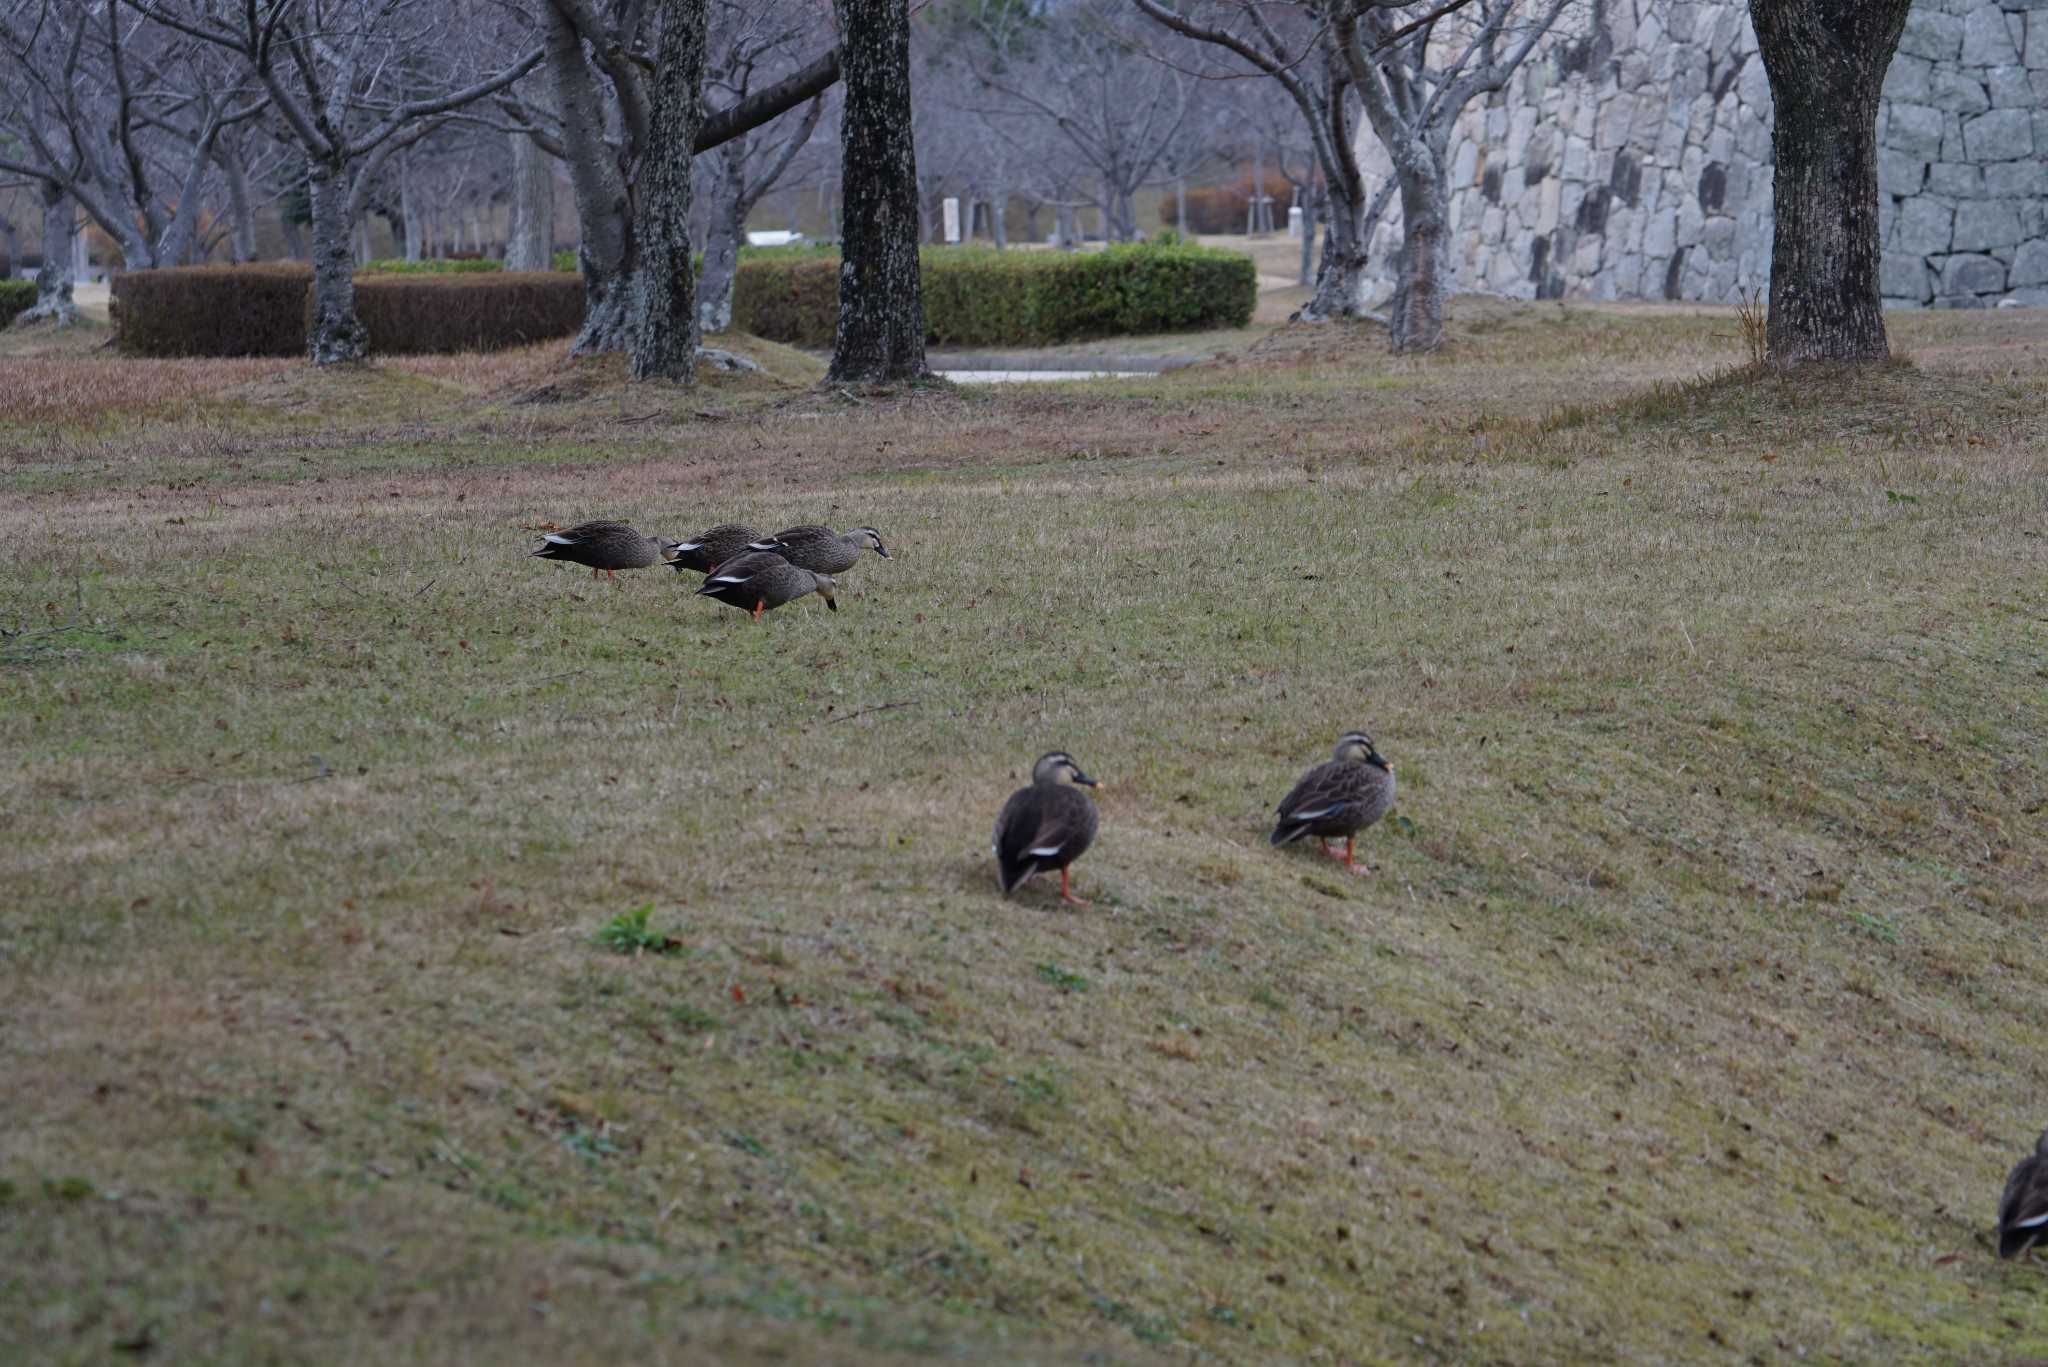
(733, 243, 1256, 348)
(552, 248, 578, 272)
(113, 265, 583, 356)
(112, 265, 311, 356)
(0, 278, 36, 328)
(1163, 170, 1294, 235)
(360, 257, 502, 274)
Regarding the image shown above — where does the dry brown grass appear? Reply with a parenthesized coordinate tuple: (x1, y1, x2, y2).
(0, 355, 292, 426)
(2, 301, 2046, 1363)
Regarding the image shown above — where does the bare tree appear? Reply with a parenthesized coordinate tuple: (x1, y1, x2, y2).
(520, 0, 841, 355)
(697, 0, 827, 333)
(1138, 0, 1571, 350)
(1750, 0, 1912, 365)
(0, 1, 269, 281)
(828, 0, 925, 382)
(130, 0, 543, 362)
(977, 1, 1193, 242)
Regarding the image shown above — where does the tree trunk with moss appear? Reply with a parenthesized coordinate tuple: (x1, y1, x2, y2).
(307, 162, 368, 364)
(827, 0, 927, 383)
(22, 183, 77, 326)
(624, 0, 710, 381)
(1749, 0, 1913, 365)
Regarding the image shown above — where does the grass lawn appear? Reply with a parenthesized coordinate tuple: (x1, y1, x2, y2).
(2, 301, 2045, 1363)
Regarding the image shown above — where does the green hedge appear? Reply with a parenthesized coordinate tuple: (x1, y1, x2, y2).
(113, 265, 584, 356)
(0, 278, 36, 328)
(360, 257, 503, 274)
(733, 243, 1257, 348)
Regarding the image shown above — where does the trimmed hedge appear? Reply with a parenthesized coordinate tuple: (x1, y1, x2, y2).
(734, 243, 1257, 348)
(113, 265, 584, 356)
(0, 278, 36, 328)
(114, 265, 310, 356)
(360, 257, 503, 274)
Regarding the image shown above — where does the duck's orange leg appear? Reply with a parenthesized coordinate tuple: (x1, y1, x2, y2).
(752, 600, 765, 621)
(1058, 866, 1091, 907)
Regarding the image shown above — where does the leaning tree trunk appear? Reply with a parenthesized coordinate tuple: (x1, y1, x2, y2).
(546, 3, 633, 352)
(1298, 193, 1315, 285)
(1385, 139, 1450, 353)
(306, 163, 369, 364)
(22, 184, 78, 326)
(505, 131, 556, 270)
(827, 0, 927, 383)
(219, 143, 258, 262)
(1750, 0, 1913, 365)
(697, 141, 746, 334)
(623, 0, 709, 382)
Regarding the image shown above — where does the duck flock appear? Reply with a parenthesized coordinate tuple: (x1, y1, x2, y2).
(532, 519, 2048, 1264)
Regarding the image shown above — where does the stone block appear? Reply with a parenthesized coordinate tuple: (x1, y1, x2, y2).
(1454, 140, 1479, 188)
(1988, 64, 2035, 106)
(1965, 3, 2022, 62)
(1677, 197, 1706, 248)
(1933, 292, 1989, 309)
(1930, 69, 1990, 113)
(2000, 286, 2048, 308)
(1883, 252, 1933, 302)
(1897, 195, 1957, 255)
(1882, 149, 1932, 196)
(1926, 161, 1982, 197)
(1899, 8, 1965, 61)
(1700, 215, 1738, 259)
(1737, 52, 1771, 110)
(1987, 160, 2048, 198)
(1886, 101, 1947, 159)
(1644, 208, 1678, 259)
(1940, 252, 2008, 294)
(2029, 12, 2048, 67)
(1884, 54, 1935, 103)
(1952, 198, 2023, 251)
(1561, 134, 1592, 182)
(2009, 238, 2048, 288)
(1736, 107, 1771, 161)
(1964, 107, 2034, 159)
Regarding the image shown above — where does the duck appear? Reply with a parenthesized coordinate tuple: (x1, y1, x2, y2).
(746, 525, 891, 575)
(693, 551, 837, 620)
(992, 751, 1101, 906)
(530, 520, 665, 580)
(1999, 1128, 2048, 1259)
(666, 523, 762, 575)
(1269, 730, 1396, 876)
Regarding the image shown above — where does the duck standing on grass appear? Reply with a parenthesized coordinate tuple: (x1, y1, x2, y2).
(993, 752, 1101, 906)
(694, 551, 837, 620)
(666, 523, 762, 576)
(747, 525, 891, 575)
(530, 520, 666, 581)
(1270, 730, 1396, 876)
(1999, 1129, 2048, 1259)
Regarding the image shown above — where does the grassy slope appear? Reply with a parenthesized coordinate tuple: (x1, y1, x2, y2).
(1, 307, 2045, 1363)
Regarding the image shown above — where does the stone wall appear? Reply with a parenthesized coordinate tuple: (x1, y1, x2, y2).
(1353, 0, 2048, 308)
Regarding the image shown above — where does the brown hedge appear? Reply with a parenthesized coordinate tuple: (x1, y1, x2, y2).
(113, 265, 584, 357)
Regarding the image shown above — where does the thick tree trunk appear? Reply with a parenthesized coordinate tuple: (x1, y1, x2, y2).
(1750, 0, 1912, 365)
(623, 0, 709, 382)
(547, 3, 633, 352)
(990, 190, 1007, 250)
(827, 0, 927, 383)
(0, 214, 16, 277)
(1053, 202, 1075, 249)
(1175, 175, 1186, 237)
(697, 143, 746, 334)
(1386, 148, 1449, 353)
(1298, 193, 1315, 286)
(505, 132, 556, 270)
(22, 185, 77, 326)
(307, 163, 369, 364)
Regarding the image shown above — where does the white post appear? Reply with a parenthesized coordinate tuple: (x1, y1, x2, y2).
(942, 196, 961, 244)
(1288, 205, 1304, 240)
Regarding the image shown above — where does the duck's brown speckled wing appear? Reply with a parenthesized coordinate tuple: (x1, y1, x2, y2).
(1271, 759, 1393, 846)
(669, 523, 761, 574)
(993, 784, 1098, 894)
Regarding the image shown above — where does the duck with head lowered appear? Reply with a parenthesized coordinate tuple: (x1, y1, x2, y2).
(666, 523, 763, 576)
(1269, 730, 1396, 876)
(746, 525, 891, 575)
(693, 551, 837, 620)
(530, 520, 666, 581)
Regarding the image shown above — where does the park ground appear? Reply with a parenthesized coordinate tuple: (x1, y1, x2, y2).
(1, 290, 2045, 1363)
